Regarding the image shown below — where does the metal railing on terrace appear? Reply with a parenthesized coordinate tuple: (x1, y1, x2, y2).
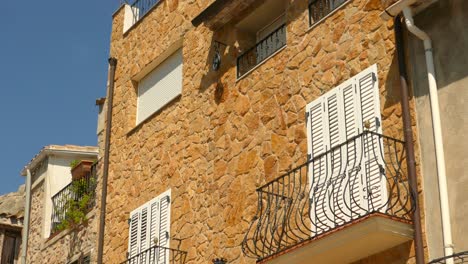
(50, 163, 97, 235)
(242, 131, 415, 260)
(429, 251, 468, 264)
(308, 0, 348, 26)
(125, 0, 161, 25)
(121, 245, 187, 264)
(237, 23, 286, 78)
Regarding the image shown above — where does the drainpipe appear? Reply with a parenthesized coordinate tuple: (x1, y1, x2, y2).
(21, 169, 32, 264)
(382, 1, 454, 262)
(97, 57, 117, 264)
(394, 16, 425, 264)
(401, 7, 454, 264)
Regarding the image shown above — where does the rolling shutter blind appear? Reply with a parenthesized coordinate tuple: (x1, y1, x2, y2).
(306, 64, 385, 235)
(127, 190, 172, 263)
(137, 49, 183, 124)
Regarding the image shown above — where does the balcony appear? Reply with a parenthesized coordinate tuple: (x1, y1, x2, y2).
(429, 251, 468, 264)
(121, 245, 187, 264)
(237, 23, 286, 78)
(308, 0, 349, 26)
(123, 0, 161, 32)
(242, 131, 415, 263)
(50, 163, 97, 235)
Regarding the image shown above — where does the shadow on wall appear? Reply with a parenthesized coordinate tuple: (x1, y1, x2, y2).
(409, 0, 468, 98)
(195, 0, 307, 102)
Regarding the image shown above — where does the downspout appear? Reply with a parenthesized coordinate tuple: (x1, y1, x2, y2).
(20, 169, 32, 264)
(402, 7, 454, 263)
(97, 57, 117, 264)
(394, 16, 425, 264)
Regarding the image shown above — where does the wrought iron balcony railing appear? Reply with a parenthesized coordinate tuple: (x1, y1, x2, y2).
(309, 0, 348, 26)
(50, 163, 97, 234)
(121, 245, 187, 264)
(429, 251, 468, 264)
(242, 131, 415, 260)
(237, 23, 286, 78)
(125, 0, 161, 26)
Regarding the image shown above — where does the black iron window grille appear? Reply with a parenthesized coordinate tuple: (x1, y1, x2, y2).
(236, 23, 287, 78)
(127, 0, 161, 25)
(121, 245, 187, 264)
(308, 0, 348, 26)
(50, 163, 97, 235)
(242, 131, 415, 260)
(429, 251, 468, 264)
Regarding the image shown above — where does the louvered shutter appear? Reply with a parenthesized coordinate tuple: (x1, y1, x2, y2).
(147, 197, 160, 263)
(354, 65, 387, 212)
(128, 210, 140, 263)
(340, 79, 364, 219)
(128, 189, 172, 264)
(139, 206, 149, 262)
(306, 96, 331, 235)
(157, 190, 171, 264)
(306, 64, 386, 236)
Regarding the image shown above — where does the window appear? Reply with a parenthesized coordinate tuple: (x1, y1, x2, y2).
(308, 0, 349, 26)
(128, 190, 171, 263)
(235, 0, 287, 78)
(136, 49, 183, 125)
(305, 64, 387, 234)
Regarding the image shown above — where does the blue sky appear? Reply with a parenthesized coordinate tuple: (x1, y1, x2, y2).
(0, 1, 119, 195)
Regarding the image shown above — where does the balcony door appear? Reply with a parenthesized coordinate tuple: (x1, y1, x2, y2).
(305, 64, 387, 236)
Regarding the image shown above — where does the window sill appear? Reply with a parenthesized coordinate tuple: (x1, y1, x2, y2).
(236, 45, 287, 81)
(127, 94, 182, 136)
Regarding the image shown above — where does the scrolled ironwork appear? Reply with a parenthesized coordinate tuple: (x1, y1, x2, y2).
(242, 131, 415, 260)
(121, 245, 187, 264)
(429, 251, 468, 264)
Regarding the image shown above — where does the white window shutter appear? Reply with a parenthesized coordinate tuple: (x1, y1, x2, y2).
(128, 189, 172, 263)
(147, 196, 160, 263)
(355, 65, 380, 133)
(128, 210, 140, 260)
(306, 96, 331, 235)
(306, 64, 387, 236)
(354, 65, 387, 212)
(139, 206, 149, 257)
(157, 190, 171, 264)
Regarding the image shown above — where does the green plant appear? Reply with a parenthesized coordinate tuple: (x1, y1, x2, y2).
(70, 160, 81, 169)
(53, 177, 96, 232)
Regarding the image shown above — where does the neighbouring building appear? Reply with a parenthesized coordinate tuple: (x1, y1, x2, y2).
(98, 0, 466, 263)
(0, 185, 24, 264)
(21, 145, 99, 263)
(407, 0, 468, 262)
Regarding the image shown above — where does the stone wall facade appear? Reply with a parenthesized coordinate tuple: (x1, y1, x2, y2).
(104, 0, 426, 263)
